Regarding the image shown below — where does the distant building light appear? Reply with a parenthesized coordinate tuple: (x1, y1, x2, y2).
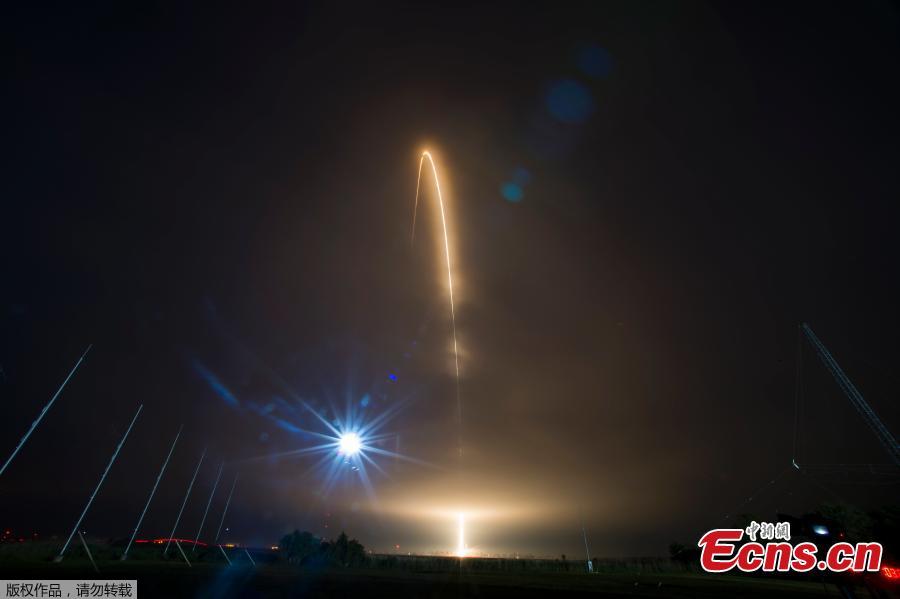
(141, 538, 208, 546)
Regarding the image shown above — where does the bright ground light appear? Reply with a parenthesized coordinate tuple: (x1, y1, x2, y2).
(338, 432, 362, 456)
(456, 512, 467, 558)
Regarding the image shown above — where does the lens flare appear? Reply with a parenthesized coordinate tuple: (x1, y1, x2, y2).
(412, 150, 462, 456)
(338, 432, 362, 456)
(238, 393, 434, 505)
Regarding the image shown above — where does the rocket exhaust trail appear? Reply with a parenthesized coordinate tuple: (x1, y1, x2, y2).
(412, 151, 462, 457)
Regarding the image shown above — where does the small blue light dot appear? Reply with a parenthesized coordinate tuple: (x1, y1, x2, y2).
(579, 45, 613, 79)
(388, 373, 398, 381)
(501, 182, 523, 203)
(360, 395, 370, 407)
(546, 79, 594, 123)
(512, 167, 531, 186)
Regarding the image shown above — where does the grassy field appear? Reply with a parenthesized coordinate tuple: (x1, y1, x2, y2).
(0, 542, 891, 598)
(0, 552, 877, 598)
(0, 562, 844, 599)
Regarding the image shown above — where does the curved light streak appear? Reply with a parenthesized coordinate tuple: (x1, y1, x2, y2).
(412, 150, 462, 456)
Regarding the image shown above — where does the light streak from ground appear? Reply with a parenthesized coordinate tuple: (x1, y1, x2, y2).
(164, 447, 207, 556)
(213, 472, 240, 545)
(0, 345, 92, 478)
(192, 461, 224, 553)
(456, 512, 467, 558)
(122, 424, 183, 560)
(56, 404, 143, 561)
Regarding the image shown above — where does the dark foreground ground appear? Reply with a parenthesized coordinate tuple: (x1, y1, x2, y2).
(1, 560, 896, 599)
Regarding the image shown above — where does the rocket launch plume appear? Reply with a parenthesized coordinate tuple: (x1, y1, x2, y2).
(412, 150, 462, 457)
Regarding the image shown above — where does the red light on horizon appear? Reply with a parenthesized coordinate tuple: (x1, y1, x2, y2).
(134, 538, 209, 547)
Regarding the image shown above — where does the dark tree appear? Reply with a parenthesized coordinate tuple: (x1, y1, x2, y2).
(279, 530, 320, 564)
(278, 529, 367, 567)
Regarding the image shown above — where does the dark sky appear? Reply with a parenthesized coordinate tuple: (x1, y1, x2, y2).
(3, 1, 900, 557)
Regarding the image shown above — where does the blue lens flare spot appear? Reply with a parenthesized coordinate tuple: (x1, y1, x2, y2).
(579, 45, 613, 79)
(360, 395, 370, 407)
(512, 167, 531, 186)
(388, 373, 398, 382)
(275, 418, 303, 434)
(192, 360, 239, 407)
(546, 79, 594, 123)
(501, 182, 523, 203)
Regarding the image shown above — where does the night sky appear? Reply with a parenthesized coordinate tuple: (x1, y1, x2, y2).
(3, 2, 900, 558)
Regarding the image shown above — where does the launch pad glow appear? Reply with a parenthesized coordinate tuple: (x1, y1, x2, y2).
(456, 512, 467, 558)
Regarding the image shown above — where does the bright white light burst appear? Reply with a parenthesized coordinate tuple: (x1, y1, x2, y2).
(338, 432, 362, 456)
(239, 391, 431, 503)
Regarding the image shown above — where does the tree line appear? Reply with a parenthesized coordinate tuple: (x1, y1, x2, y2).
(278, 530, 366, 567)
